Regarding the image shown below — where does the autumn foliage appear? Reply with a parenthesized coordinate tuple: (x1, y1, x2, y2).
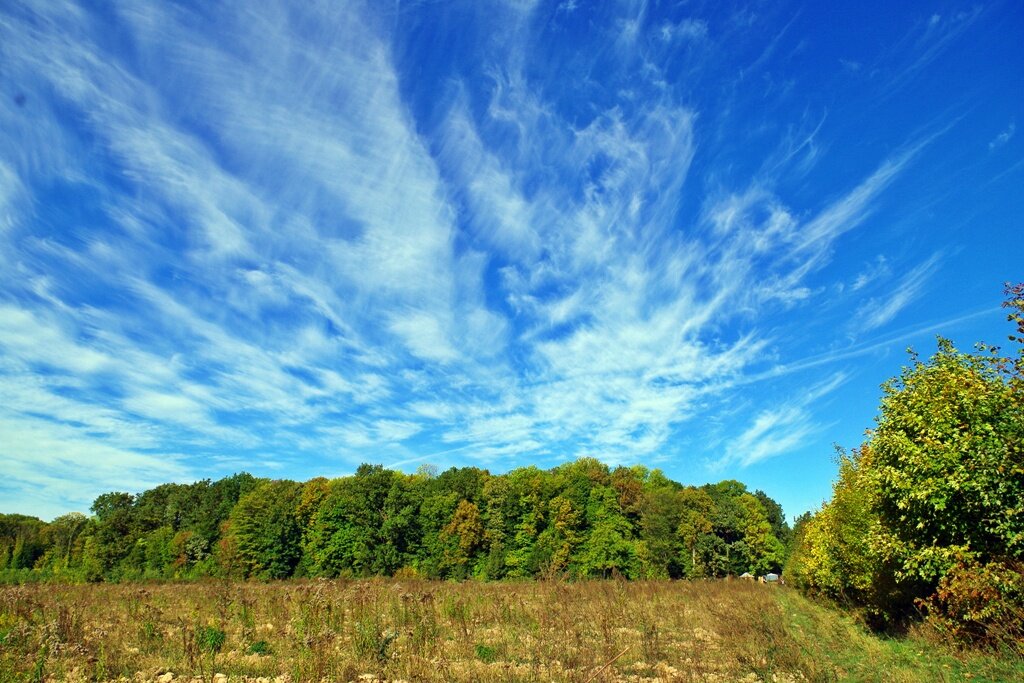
(786, 284, 1024, 651)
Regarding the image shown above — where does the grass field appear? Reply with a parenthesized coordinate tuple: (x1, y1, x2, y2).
(1, 579, 1020, 683)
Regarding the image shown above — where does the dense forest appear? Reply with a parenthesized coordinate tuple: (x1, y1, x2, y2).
(0, 460, 791, 585)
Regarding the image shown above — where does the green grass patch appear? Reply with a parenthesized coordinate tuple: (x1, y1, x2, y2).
(776, 589, 1024, 682)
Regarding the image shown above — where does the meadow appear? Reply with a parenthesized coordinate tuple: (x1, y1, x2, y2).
(1, 579, 1020, 683)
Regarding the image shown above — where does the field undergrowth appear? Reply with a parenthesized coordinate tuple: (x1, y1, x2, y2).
(1, 579, 1020, 683)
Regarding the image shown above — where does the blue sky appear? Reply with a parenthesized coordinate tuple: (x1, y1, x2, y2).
(0, 1, 1021, 522)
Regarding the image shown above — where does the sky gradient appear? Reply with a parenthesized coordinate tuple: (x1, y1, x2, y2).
(1, 1, 1021, 522)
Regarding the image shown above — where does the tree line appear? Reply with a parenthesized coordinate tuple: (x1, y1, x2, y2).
(785, 283, 1024, 649)
(0, 459, 791, 584)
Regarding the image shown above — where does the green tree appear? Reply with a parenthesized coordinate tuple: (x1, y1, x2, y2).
(41, 512, 89, 573)
(0, 514, 49, 571)
(638, 486, 684, 578)
(610, 466, 645, 525)
(578, 486, 636, 578)
(705, 481, 750, 575)
(377, 475, 422, 574)
(305, 466, 398, 577)
(737, 493, 786, 575)
(753, 490, 790, 547)
(481, 476, 512, 579)
(789, 283, 1024, 631)
(415, 490, 459, 578)
(440, 500, 484, 577)
(90, 492, 137, 576)
(536, 495, 582, 576)
(502, 468, 547, 577)
(676, 487, 714, 577)
(693, 533, 730, 577)
(3, 457, 808, 587)
(864, 339, 1024, 584)
(143, 526, 175, 577)
(228, 480, 303, 579)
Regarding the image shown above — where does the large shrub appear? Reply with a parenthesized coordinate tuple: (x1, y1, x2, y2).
(923, 559, 1024, 654)
(790, 284, 1024, 638)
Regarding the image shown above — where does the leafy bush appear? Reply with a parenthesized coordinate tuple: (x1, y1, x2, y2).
(923, 559, 1024, 654)
(196, 625, 226, 654)
(474, 643, 497, 663)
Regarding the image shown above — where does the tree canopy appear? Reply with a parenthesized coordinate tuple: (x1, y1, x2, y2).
(1, 460, 790, 584)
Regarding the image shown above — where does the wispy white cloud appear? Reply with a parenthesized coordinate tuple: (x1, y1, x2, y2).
(0, 412, 189, 519)
(989, 122, 1015, 150)
(660, 19, 709, 43)
(721, 372, 847, 468)
(0, 304, 111, 374)
(851, 255, 891, 292)
(867, 6, 983, 98)
(436, 99, 542, 261)
(0, 160, 25, 232)
(799, 144, 919, 252)
(839, 59, 862, 73)
(388, 311, 459, 364)
(853, 253, 941, 332)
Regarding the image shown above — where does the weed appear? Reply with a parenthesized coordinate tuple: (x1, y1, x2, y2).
(475, 643, 497, 663)
(246, 639, 271, 655)
(196, 624, 225, 655)
(640, 621, 660, 663)
(141, 619, 160, 642)
(31, 643, 46, 683)
(353, 617, 398, 666)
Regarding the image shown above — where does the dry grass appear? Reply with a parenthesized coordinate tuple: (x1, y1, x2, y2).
(0, 579, 1019, 682)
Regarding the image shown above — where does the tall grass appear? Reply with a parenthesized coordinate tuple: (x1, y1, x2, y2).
(0, 579, 1020, 682)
